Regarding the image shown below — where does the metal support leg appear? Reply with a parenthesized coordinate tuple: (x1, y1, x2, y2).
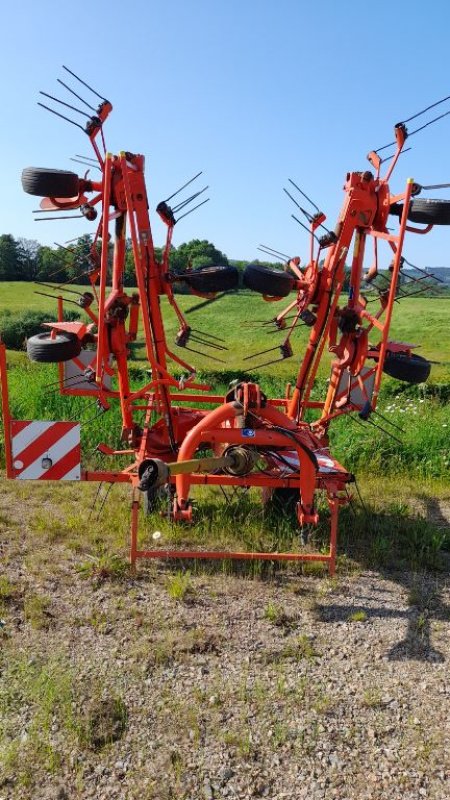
(328, 496, 340, 576)
(130, 489, 140, 570)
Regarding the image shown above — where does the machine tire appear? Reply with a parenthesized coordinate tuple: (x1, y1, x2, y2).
(389, 198, 450, 226)
(382, 352, 431, 384)
(184, 265, 239, 293)
(21, 167, 80, 198)
(243, 264, 294, 297)
(27, 331, 82, 363)
(268, 488, 298, 515)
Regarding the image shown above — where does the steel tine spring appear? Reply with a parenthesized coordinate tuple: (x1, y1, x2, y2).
(372, 408, 405, 433)
(67, 400, 97, 422)
(34, 281, 82, 297)
(354, 478, 369, 515)
(53, 242, 77, 254)
(62, 65, 107, 102)
(288, 178, 321, 213)
(34, 214, 84, 222)
(408, 108, 450, 139)
(75, 154, 99, 164)
(398, 286, 440, 300)
(81, 406, 108, 427)
(39, 90, 92, 119)
(266, 322, 305, 334)
(172, 186, 209, 213)
(379, 147, 412, 163)
(365, 417, 403, 445)
(292, 214, 321, 243)
(65, 233, 94, 244)
(164, 171, 203, 203)
(70, 157, 101, 171)
(42, 372, 83, 391)
(283, 187, 313, 221)
(34, 290, 80, 306)
(421, 181, 450, 190)
(46, 377, 93, 395)
(376, 94, 450, 152)
(96, 483, 114, 521)
(176, 198, 210, 222)
(258, 244, 291, 260)
(402, 258, 444, 283)
(37, 102, 86, 132)
(43, 372, 85, 389)
(88, 482, 103, 520)
(402, 93, 450, 124)
(32, 207, 64, 213)
(57, 78, 98, 113)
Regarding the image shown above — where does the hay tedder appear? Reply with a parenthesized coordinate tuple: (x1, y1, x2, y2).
(1, 67, 449, 573)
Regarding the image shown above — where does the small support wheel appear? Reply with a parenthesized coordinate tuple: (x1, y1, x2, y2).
(143, 488, 165, 515)
(382, 352, 431, 384)
(243, 264, 294, 297)
(27, 331, 82, 363)
(21, 167, 80, 198)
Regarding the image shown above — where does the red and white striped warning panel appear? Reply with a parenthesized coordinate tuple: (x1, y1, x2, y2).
(11, 421, 81, 480)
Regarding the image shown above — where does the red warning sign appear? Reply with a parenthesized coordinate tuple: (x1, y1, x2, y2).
(11, 421, 81, 480)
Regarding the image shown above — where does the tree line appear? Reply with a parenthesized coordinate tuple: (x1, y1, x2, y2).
(1, 233, 446, 295)
(0, 234, 273, 286)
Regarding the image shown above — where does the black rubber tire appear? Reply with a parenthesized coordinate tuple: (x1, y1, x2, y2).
(21, 167, 80, 198)
(243, 264, 294, 297)
(269, 488, 298, 515)
(389, 198, 450, 226)
(382, 352, 431, 384)
(142, 487, 167, 516)
(27, 331, 82, 363)
(184, 265, 239, 293)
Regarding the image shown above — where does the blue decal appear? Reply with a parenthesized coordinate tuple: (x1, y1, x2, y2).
(242, 428, 256, 438)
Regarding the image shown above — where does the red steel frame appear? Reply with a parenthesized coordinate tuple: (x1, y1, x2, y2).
(0, 98, 437, 574)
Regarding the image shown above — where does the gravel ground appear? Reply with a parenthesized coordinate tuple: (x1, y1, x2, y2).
(0, 485, 449, 800)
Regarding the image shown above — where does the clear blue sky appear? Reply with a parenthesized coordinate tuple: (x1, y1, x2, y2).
(2, 0, 450, 268)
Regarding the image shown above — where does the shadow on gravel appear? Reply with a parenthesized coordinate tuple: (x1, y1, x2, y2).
(315, 576, 448, 663)
(312, 502, 450, 662)
(137, 486, 450, 660)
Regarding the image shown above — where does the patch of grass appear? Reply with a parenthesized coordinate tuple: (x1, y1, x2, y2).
(280, 634, 318, 661)
(166, 570, 194, 602)
(0, 651, 76, 788)
(78, 696, 128, 750)
(0, 576, 16, 603)
(76, 553, 130, 583)
(312, 690, 335, 716)
(407, 575, 439, 611)
(23, 593, 52, 629)
(347, 609, 368, 623)
(263, 601, 296, 628)
(362, 687, 384, 709)
(0, 646, 129, 795)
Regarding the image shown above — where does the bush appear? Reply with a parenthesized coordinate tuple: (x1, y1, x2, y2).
(0, 309, 80, 351)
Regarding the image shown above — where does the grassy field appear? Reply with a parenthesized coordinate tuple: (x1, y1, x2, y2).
(0, 287, 449, 799)
(1, 281, 450, 379)
(0, 282, 449, 562)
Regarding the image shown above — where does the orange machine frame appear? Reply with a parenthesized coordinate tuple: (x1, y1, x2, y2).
(0, 74, 439, 574)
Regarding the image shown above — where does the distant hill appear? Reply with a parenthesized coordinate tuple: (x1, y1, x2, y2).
(424, 267, 450, 285)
